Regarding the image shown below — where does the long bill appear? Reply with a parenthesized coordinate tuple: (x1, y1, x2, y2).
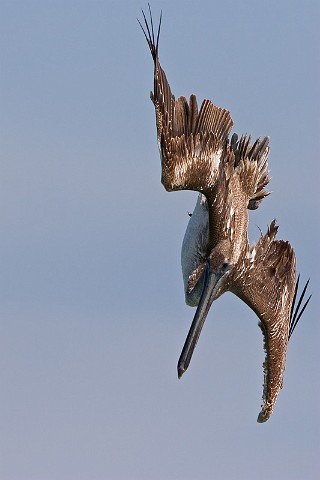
(177, 262, 222, 378)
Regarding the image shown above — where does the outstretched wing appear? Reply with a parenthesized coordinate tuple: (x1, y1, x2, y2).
(231, 221, 310, 422)
(139, 7, 233, 192)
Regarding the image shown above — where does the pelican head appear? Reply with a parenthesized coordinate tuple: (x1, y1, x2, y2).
(199, 241, 233, 304)
(178, 242, 233, 378)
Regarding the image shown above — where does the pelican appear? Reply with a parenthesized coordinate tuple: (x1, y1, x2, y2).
(139, 7, 311, 422)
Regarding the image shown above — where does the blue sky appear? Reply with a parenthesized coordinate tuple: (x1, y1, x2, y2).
(1, 1, 319, 479)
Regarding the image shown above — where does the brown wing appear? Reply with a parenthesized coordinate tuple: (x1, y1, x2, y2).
(231, 220, 297, 422)
(139, 8, 233, 192)
(231, 134, 271, 209)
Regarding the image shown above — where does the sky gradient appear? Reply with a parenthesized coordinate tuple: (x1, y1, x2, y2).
(1, 1, 319, 479)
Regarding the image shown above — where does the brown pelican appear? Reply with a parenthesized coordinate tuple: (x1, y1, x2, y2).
(139, 7, 311, 422)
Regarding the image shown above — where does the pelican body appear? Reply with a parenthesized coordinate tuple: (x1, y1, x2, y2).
(139, 7, 311, 422)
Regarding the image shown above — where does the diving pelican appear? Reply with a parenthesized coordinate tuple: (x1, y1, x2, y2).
(139, 7, 311, 422)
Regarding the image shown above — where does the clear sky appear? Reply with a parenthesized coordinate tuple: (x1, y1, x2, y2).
(1, 1, 319, 479)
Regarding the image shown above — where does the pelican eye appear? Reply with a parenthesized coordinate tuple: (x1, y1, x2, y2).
(221, 263, 229, 273)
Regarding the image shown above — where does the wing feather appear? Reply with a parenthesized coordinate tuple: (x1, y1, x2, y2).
(231, 221, 297, 422)
(289, 276, 311, 338)
(232, 134, 270, 209)
(140, 8, 233, 192)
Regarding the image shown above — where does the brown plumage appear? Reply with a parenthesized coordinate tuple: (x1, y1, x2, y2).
(139, 7, 233, 193)
(139, 6, 311, 422)
(230, 221, 310, 421)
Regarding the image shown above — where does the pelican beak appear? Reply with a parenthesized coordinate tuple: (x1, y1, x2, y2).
(178, 261, 227, 378)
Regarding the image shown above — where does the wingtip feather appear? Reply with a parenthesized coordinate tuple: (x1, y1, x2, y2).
(289, 276, 311, 339)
